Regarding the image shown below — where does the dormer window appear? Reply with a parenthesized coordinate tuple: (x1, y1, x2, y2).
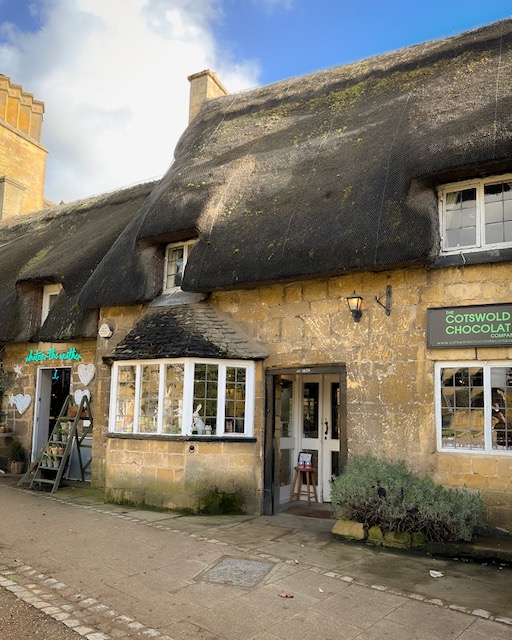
(439, 175, 512, 254)
(41, 284, 62, 323)
(163, 241, 194, 292)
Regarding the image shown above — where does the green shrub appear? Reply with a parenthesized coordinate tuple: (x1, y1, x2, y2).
(330, 454, 483, 542)
(8, 440, 27, 464)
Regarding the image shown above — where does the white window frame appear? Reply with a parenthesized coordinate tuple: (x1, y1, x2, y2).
(438, 174, 512, 254)
(109, 358, 255, 437)
(41, 283, 62, 323)
(163, 240, 195, 292)
(435, 361, 512, 455)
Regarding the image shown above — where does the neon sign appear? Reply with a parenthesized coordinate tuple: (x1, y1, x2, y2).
(25, 348, 83, 363)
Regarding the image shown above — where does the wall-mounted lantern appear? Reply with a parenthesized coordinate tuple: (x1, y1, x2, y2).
(346, 291, 363, 322)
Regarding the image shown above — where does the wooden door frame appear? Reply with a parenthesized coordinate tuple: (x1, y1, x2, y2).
(263, 364, 347, 515)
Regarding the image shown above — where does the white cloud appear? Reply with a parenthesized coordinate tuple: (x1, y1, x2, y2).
(0, 0, 260, 203)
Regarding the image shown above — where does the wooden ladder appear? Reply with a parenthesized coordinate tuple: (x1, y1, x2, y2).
(26, 394, 93, 493)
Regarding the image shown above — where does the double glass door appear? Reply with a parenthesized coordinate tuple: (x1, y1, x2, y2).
(279, 373, 343, 503)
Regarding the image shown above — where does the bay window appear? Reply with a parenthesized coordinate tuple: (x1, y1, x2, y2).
(435, 362, 512, 453)
(110, 359, 255, 437)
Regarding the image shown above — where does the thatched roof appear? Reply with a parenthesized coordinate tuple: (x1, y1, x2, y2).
(80, 19, 512, 307)
(109, 303, 268, 361)
(0, 181, 156, 343)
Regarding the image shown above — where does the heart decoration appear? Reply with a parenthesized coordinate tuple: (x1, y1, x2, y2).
(78, 363, 96, 386)
(12, 393, 32, 415)
(74, 389, 91, 406)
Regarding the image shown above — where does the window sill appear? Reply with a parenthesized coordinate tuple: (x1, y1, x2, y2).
(438, 447, 511, 455)
(432, 246, 512, 268)
(107, 433, 256, 443)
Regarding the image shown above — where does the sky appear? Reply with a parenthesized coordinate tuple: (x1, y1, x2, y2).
(0, 0, 511, 204)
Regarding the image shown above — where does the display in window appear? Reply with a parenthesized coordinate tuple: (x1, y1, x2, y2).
(438, 365, 512, 452)
(110, 359, 253, 437)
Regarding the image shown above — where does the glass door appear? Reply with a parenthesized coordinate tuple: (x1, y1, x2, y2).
(300, 374, 341, 502)
(278, 377, 295, 503)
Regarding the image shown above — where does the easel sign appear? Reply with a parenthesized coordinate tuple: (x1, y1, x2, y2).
(298, 451, 312, 469)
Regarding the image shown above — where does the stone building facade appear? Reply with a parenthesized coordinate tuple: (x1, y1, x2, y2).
(90, 262, 512, 528)
(1, 21, 512, 533)
(0, 75, 46, 219)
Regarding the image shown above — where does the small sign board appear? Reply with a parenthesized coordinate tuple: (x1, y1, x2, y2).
(427, 303, 512, 348)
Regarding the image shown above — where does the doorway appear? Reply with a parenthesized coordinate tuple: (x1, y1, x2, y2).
(264, 366, 347, 514)
(32, 367, 71, 460)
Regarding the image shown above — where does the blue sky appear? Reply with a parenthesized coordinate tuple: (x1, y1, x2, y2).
(0, 1, 510, 203)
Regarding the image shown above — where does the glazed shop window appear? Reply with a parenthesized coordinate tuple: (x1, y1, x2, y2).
(163, 241, 194, 291)
(439, 175, 512, 253)
(435, 363, 512, 453)
(110, 359, 255, 436)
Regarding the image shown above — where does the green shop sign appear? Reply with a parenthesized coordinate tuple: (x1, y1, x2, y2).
(25, 347, 83, 363)
(427, 304, 512, 348)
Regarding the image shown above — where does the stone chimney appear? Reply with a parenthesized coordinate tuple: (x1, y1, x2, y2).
(0, 75, 46, 220)
(187, 70, 228, 122)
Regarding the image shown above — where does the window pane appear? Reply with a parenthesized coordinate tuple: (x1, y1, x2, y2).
(485, 200, 503, 223)
(331, 382, 340, 440)
(505, 221, 512, 242)
(444, 188, 476, 248)
(163, 364, 184, 434)
(280, 379, 293, 437)
(460, 226, 477, 246)
(303, 382, 319, 438)
(440, 367, 484, 449)
(225, 366, 247, 434)
(193, 363, 218, 434)
(491, 368, 512, 450)
(484, 182, 512, 246)
(504, 198, 512, 221)
(139, 364, 159, 433)
(485, 222, 504, 245)
(116, 366, 136, 433)
(165, 246, 184, 289)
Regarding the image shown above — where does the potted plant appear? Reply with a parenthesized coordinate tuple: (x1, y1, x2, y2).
(8, 440, 27, 475)
(50, 448, 59, 468)
(40, 451, 50, 468)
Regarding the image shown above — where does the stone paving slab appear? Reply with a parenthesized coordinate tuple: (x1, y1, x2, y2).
(0, 479, 511, 640)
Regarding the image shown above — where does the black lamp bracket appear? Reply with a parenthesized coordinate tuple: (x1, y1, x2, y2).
(375, 285, 392, 316)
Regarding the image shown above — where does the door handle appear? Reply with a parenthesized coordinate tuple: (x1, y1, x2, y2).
(324, 420, 329, 439)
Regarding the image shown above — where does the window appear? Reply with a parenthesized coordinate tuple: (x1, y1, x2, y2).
(109, 359, 255, 437)
(439, 175, 512, 253)
(41, 284, 62, 323)
(435, 363, 512, 453)
(163, 241, 194, 291)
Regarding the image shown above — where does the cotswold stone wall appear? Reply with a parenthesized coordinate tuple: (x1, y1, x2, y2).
(0, 120, 46, 219)
(104, 437, 261, 513)
(212, 263, 512, 530)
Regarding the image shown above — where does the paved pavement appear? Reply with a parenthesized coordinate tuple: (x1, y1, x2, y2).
(0, 477, 511, 640)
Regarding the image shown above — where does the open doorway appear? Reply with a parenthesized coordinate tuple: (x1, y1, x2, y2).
(264, 366, 347, 515)
(32, 367, 71, 460)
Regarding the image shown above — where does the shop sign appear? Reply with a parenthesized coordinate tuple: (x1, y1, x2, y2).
(25, 347, 83, 363)
(427, 304, 512, 348)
